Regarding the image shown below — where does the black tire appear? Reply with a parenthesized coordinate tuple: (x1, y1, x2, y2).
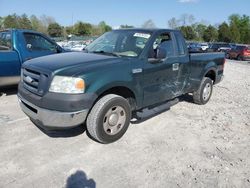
(193, 77, 213, 105)
(237, 55, 243, 61)
(86, 94, 131, 144)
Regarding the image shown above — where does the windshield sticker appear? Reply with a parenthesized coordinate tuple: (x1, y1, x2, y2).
(133, 33, 151, 39)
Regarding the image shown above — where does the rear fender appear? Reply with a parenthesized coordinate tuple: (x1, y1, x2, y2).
(202, 62, 217, 80)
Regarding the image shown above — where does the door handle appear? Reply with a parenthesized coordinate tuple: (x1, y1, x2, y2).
(172, 63, 179, 71)
(132, 68, 142, 74)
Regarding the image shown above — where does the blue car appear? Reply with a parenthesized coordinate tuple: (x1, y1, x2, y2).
(0, 29, 64, 86)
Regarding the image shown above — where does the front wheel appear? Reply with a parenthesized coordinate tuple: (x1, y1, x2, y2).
(86, 94, 131, 144)
(193, 77, 213, 105)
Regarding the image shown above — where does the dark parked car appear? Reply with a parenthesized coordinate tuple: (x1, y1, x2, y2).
(227, 45, 250, 61)
(18, 29, 225, 143)
(187, 42, 203, 53)
(208, 43, 231, 53)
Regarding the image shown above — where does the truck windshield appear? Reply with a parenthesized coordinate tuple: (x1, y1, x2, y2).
(0, 31, 12, 51)
(86, 30, 151, 57)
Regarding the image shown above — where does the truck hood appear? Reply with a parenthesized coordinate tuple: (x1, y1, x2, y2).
(23, 52, 117, 74)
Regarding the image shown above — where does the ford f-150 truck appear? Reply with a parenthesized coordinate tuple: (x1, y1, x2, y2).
(18, 29, 225, 143)
(0, 29, 64, 86)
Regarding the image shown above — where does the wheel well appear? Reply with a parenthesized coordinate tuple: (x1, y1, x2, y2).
(98, 86, 137, 110)
(205, 70, 216, 83)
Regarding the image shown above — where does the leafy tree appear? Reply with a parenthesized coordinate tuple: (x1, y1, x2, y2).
(73, 21, 92, 36)
(0, 17, 3, 29)
(19, 14, 32, 29)
(229, 14, 241, 27)
(203, 25, 218, 42)
(218, 22, 231, 42)
(179, 26, 197, 40)
(142, 19, 156, 28)
(65, 26, 74, 35)
(239, 15, 250, 43)
(3, 14, 19, 28)
(194, 23, 207, 41)
(244, 31, 250, 44)
(229, 14, 250, 43)
(30, 15, 42, 30)
(90, 26, 102, 36)
(230, 22, 241, 43)
(98, 21, 112, 33)
(30, 15, 52, 34)
(48, 22, 63, 37)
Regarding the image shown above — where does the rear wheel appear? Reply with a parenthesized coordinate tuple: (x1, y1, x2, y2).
(193, 77, 213, 105)
(86, 94, 131, 144)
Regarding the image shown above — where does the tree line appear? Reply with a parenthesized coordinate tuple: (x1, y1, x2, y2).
(0, 13, 249, 44)
(168, 14, 250, 44)
(0, 14, 112, 37)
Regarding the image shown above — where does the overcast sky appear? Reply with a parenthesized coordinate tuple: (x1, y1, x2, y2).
(0, 0, 249, 27)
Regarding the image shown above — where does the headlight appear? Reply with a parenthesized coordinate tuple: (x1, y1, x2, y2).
(49, 76, 85, 94)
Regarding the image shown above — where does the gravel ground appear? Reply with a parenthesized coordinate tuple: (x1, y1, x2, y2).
(0, 60, 250, 188)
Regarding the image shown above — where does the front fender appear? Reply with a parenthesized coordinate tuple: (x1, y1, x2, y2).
(84, 63, 143, 107)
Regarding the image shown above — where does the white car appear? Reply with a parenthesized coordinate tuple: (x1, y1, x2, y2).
(200, 43, 209, 51)
(70, 44, 87, 51)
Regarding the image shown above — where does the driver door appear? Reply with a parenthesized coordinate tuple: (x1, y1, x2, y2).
(21, 33, 59, 61)
(143, 31, 180, 107)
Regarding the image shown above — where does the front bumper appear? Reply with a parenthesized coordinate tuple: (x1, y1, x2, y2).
(18, 95, 88, 129)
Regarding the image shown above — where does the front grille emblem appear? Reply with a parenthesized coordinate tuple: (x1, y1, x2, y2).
(25, 76, 34, 84)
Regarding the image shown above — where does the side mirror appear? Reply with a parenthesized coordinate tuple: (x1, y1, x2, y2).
(26, 44, 32, 50)
(148, 46, 166, 64)
(56, 45, 63, 53)
(156, 46, 167, 59)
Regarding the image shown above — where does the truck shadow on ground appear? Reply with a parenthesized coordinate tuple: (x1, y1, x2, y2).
(0, 85, 18, 97)
(34, 123, 86, 138)
(178, 93, 194, 103)
(66, 170, 96, 188)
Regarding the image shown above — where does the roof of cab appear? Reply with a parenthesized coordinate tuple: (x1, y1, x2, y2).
(114, 28, 180, 33)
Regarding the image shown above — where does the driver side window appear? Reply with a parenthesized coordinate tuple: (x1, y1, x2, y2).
(0, 31, 12, 51)
(148, 32, 174, 58)
(24, 33, 56, 52)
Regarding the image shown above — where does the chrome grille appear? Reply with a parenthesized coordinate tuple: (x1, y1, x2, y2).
(22, 68, 48, 95)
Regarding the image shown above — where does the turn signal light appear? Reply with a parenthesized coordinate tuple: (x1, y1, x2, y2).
(75, 79, 85, 90)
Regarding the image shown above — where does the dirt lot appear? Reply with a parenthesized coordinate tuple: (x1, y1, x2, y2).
(0, 60, 250, 188)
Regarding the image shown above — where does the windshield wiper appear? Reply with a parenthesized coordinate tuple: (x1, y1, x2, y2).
(91, 50, 121, 57)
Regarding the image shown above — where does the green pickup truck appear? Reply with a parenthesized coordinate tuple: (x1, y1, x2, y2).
(18, 29, 225, 143)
